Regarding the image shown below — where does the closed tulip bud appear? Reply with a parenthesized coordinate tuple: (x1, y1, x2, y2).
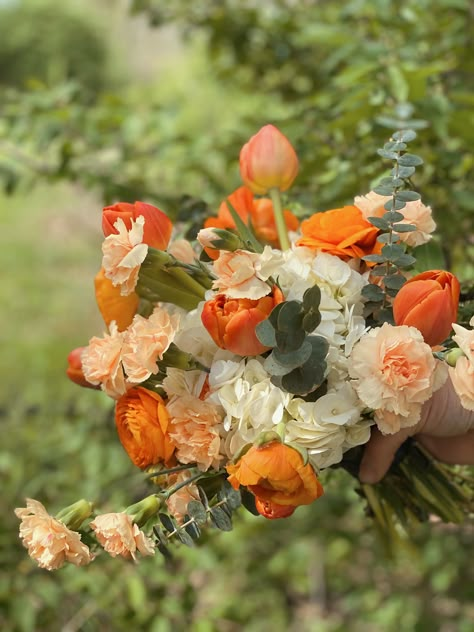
(393, 270, 460, 347)
(102, 201, 173, 250)
(66, 347, 100, 390)
(239, 125, 299, 195)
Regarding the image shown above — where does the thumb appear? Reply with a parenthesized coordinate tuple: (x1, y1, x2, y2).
(359, 426, 413, 483)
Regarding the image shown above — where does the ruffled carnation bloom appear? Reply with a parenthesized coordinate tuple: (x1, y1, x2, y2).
(212, 249, 272, 300)
(15, 499, 93, 570)
(167, 238, 196, 263)
(167, 395, 223, 471)
(102, 216, 148, 296)
(449, 316, 474, 411)
(121, 307, 180, 383)
(354, 191, 436, 247)
(349, 322, 447, 434)
(90, 513, 155, 561)
(81, 322, 128, 399)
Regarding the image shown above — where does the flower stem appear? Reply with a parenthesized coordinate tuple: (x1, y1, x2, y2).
(162, 471, 203, 499)
(269, 187, 291, 251)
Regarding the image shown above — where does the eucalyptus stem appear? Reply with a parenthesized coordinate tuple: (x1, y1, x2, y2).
(269, 187, 291, 251)
(162, 471, 203, 499)
(145, 463, 197, 479)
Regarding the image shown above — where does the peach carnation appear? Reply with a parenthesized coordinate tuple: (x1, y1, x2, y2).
(349, 322, 447, 434)
(212, 249, 271, 300)
(167, 238, 196, 263)
(90, 513, 155, 560)
(102, 216, 148, 296)
(165, 471, 200, 524)
(167, 395, 223, 471)
(449, 317, 474, 411)
(81, 322, 128, 399)
(354, 191, 436, 247)
(122, 308, 180, 383)
(15, 499, 93, 570)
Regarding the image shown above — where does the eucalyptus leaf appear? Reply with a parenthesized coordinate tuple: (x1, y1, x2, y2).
(268, 302, 285, 328)
(377, 149, 398, 160)
(368, 216, 390, 230)
(273, 339, 313, 368)
(210, 506, 233, 531)
(372, 185, 393, 196)
(240, 489, 260, 516)
(176, 528, 195, 547)
(393, 223, 416, 232)
(376, 233, 393, 243)
(362, 283, 385, 301)
(218, 481, 241, 510)
(396, 190, 421, 202)
(159, 513, 176, 533)
(383, 274, 406, 290)
(197, 486, 210, 510)
(393, 253, 417, 268)
(384, 199, 406, 212)
(383, 211, 405, 223)
(277, 301, 303, 332)
(187, 500, 208, 526)
(302, 311, 321, 333)
(382, 243, 406, 260)
(398, 153, 423, 167)
(184, 518, 201, 540)
(263, 353, 293, 376)
(255, 319, 277, 347)
(302, 285, 321, 311)
(275, 329, 306, 353)
(395, 165, 416, 178)
(393, 130, 417, 142)
(362, 254, 386, 264)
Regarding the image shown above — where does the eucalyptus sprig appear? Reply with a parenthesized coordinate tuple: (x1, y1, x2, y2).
(362, 129, 424, 323)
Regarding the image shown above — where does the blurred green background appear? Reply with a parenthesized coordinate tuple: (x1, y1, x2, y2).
(1, 0, 473, 630)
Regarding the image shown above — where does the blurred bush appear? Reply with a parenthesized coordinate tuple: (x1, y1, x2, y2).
(0, 0, 113, 98)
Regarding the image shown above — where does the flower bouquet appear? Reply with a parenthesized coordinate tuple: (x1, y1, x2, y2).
(16, 124, 473, 569)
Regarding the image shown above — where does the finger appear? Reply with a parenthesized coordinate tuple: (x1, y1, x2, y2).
(420, 379, 474, 436)
(359, 426, 413, 484)
(417, 430, 474, 465)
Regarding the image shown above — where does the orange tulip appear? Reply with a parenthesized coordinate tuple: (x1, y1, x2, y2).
(115, 387, 175, 470)
(102, 201, 173, 250)
(226, 441, 323, 510)
(66, 347, 100, 390)
(203, 186, 298, 257)
(393, 270, 460, 347)
(239, 125, 299, 195)
(94, 268, 139, 331)
(254, 498, 296, 519)
(201, 287, 284, 356)
(297, 206, 381, 260)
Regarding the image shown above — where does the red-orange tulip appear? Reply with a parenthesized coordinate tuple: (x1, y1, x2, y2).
(239, 125, 299, 195)
(393, 270, 460, 347)
(226, 441, 323, 511)
(115, 387, 175, 470)
(254, 498, 296, 519)
(66, 347, 100, 390)
(102, 201, 173, 250)
(201, 287, 284, 356)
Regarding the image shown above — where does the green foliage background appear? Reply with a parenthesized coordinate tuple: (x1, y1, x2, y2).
(1, 1, 473, 630)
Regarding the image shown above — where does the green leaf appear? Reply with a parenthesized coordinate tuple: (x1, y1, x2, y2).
(210, 506, 233, 531)
(186, 500, 207, 526)
(184, 518, 201, 540)
(362, 254, 386, 263)
(393, 254, 417, 268)
(159, 513, 175, 533)
(368, 216, 390, 230)
(268, 302, 285, 328)
(393, 223, 416, 232)
(376, 233, 393, 243)
(275, 329, 306, 353)
(385, 141, 407, 152)
(393, 130, 417, 142)
(225, 199, 263, 253)
(255, 319, 277, 347)
(307, 335, 329, 363)
(372, 185, 393, 196)
(217, 481, 241, 510)
(263, 353, 293, 376)
(362, 283, 385, 301)
(277, 301, 303, 332)
(302, 285, 321, 311)
(273, 339, 313, 368)
(383, 274, 406, 290)
(377, 149, 398, 160)
(398, 153, 423, 167)
(240, 489, 260, 516)
(302, 311, 321, 333)
(153, 526, 172, 559)
(382, 211, 405, 223)
(176, 528, 195, 547)
(396, 190, 421, 202)
(197, 486, 210, 510)
(382, 243, 406, 260)
(384, 199, 406, 212)
(393, 166, 415, 178)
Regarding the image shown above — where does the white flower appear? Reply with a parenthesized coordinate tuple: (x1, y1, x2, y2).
(163, 368, 208, 399)
(313, 383, 362, 426)
(173, 303, 219, 367)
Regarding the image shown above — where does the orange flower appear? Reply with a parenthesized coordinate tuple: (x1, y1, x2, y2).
(204, 186, 298, 256)
(115, 387, 175, 469)
(94, 268, 139, 331)
(239, 125, 299, 194)
(393, 270, 460, 347)
(201, 286, 284, 356)
(226, 441, 323, 510)
(297, 206, 381, 260)
(66, 347, 100, 390)
(254, 498, 296, 519)
(102, 201, 172, 250)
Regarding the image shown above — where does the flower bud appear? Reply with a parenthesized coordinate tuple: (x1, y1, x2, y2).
(255, 498, 296, 519)
(55, 499, 94, 530)
(446, 347, 465, 367)
(393, 270, 460, 347)
(239, 125, 299, 195)
(102, 201, 173, 250)
(66, 347, 101, 390)
(197, 227, 244, 252)
(125, 495, 161, 527)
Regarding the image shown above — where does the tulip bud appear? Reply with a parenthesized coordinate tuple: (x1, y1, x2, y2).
(393, 270, 460, 347)
(55, 499, 94, 530)
(239, 125, 299, 195)
(102, 201, 173, 250)
(66, 347, 100, 390)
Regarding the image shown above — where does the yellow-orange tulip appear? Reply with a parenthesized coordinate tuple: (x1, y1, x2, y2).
(102, 201, 173, 250)
(94, 268, 139, 331)
(226, 441, 323, 511)
(393, 270, 460, 347)
(115, 387, 175, 470)
(239, 125, 299, 195)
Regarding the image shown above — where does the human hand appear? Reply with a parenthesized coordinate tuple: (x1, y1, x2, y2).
(359, 379, 474, 483)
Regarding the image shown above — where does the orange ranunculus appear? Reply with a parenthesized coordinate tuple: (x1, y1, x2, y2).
(254, 498, 296, 519)
(297, 206, 381, 260)
(66, 347, 100, 390)
(204, 186, 298, 256)
(239, 125, 299, 195)
(94, 267, 139, 331)
(201, 287, 284, 356)
(226, 441, 323, 511)
(102, 201, 173, 250)
(393, 270, 460, 347)
(115, 387, 175, 469)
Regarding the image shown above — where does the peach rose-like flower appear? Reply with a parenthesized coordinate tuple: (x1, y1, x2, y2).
(82, 322, 128, 399)
(212, 249, 271, 300)
(349, 322, 447, 434)
(102, 216, 148, 296)
(121, 308, 180, 383)
(449, 317, 474, 411)
(167, 395, 223, 471)
(90, 513, 155, 560)
(354, 191, 436, 247)
(15, 499, 93, 571)
(297, 205, 381, 261)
